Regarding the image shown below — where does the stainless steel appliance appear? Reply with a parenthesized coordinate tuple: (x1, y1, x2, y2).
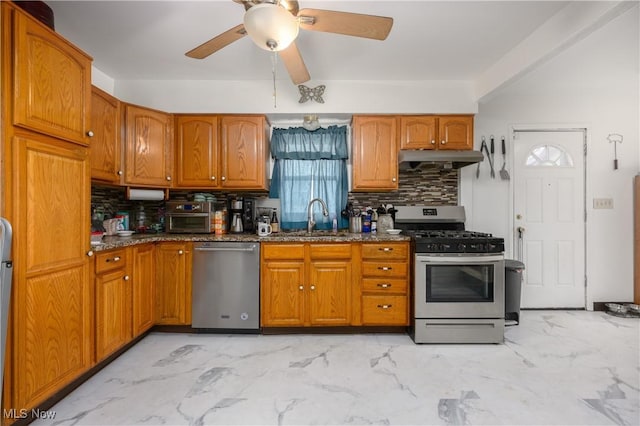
(228, 197, 256, 233)
(192, 242, 260, 331)
(0, 218, 13, 409)
(394, 206, 505, 344)
(166, 201, 215, 233)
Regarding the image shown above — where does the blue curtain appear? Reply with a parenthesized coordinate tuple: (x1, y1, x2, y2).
(270, 126, 349, 230)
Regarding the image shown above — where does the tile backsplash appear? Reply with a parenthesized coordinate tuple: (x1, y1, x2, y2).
(91, 167, 458, 229)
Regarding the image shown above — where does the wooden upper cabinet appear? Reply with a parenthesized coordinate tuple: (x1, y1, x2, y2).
(438, 115, 474, 150)
(11, 4, 92, 145)
(220, 116, 268, 190)
(175, 115, 218, 188)
(352, 116, 398, 191)
(90, 86, 122, 183)
(399, 115, 473, 150)
(124, 104, 173, 187)
(400, 116, 437, 150)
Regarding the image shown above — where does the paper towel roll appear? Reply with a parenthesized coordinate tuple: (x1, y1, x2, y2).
(127, 189, 165, 201)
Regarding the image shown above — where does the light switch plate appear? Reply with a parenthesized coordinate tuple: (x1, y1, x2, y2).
(593, 198, 614, 209)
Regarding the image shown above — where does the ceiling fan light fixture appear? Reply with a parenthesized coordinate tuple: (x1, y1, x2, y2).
(243, 3, 299, 51)
(302, 114, 320, 131)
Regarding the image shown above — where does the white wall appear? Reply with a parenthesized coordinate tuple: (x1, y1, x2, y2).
(461, 6, 640, 308)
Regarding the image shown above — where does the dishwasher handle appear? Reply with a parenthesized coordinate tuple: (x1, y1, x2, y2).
(194, 246, 256, 252)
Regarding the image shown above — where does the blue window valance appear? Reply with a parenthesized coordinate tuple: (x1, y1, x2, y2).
(271, 125, 348, 160)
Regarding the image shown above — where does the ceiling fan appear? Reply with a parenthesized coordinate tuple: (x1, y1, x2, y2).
(185, 0, 393, 85)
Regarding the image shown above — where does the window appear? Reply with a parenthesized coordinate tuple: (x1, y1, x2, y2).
(525, 144, 574, 167)
(269, 126, 349, 230)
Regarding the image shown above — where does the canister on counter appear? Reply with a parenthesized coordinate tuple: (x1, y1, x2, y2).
(214, 208, 227, 235)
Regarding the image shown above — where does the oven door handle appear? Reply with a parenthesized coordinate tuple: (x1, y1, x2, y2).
(415, 254, 504, 264)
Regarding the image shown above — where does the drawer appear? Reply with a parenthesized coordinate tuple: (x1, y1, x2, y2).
(310, 243, 352, 260)
(95, 248, 128, 274)
(362, 261, 408, 278)
(362, 277, 408, 294)
(262, 243, 305, 260)
(362, 295, 408, 325)
(362, 243, 408, 260)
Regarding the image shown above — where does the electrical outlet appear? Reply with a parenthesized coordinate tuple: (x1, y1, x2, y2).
(593, 198, 614, 209)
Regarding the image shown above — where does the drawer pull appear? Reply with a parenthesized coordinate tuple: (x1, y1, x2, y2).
(310, 285, 316, 290)
(106, 256, 121, 263)
(378, 266, 392, 271)
(377, 283, 392, 288)
(299, 285, 304, 290)
(379, 247, 393, 252)
(377, 304, 393, 309)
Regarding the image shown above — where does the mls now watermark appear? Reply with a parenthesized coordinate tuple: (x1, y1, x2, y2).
(4, 408, 57, 420)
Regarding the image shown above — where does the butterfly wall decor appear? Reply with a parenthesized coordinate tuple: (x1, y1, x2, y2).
(298, 84, 325, 103)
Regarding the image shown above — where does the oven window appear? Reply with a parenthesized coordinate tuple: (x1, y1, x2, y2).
(170, 216, 208, 231)
(425, 264, 494, 302)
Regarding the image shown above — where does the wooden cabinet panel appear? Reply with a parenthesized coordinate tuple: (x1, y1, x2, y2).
(262, 243, 305, 260)
(155, 242, 192, 325)
(362, 278, 408, 293)
(12, 6, 92, 145)
(352, 116, 398, 191)
(309, 243, 352, 259)
(400, 116, 437, 150)
(132, 244, 155, 336)
(261, 260, 306, 326)
(90, 86, 121, 183)
(95, 248, 127, 274)
(438, 115, 474, 150)
(361, 243, 409, 260)
(309, 261, 351, 325)
(124, 104, 173, 187)
(220, 116, 268, 190)
(362, 295, 408, 325)
(175, 115, 218, 188)
(95, 268, 132, 362)
(362, 261, 408, 278)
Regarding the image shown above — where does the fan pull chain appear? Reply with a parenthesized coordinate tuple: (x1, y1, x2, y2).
(271, 51, 278, 108)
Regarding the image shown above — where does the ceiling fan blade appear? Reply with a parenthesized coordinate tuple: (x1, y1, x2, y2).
(185, 24, 247, 59)
(278, 42, 310, 85)
(298, 8, 393, 40)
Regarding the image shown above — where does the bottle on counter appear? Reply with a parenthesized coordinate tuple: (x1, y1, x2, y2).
(270, 209, 279, 233)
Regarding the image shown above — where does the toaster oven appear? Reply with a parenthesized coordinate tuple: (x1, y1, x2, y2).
(166, 201, 215, 233)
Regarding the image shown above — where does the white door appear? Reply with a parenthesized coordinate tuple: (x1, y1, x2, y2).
(513, 130, 585, 308)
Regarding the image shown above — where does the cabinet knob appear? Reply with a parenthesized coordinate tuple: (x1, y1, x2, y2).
(392, 177, 397, 182)
(377, 283, 392, 288)
(86, 130, 94, 137)
(431, 139, 436, 145)
(378, 266, 392, 271)
(221, 176, 226, 181)
(211, 176, 216, 181)
(178, 250, 184, 255)
(441, 140, 446, 145)
(106, 256, 120, 263)
(117, 170, 123, 176)
(166, 176, 172, 181)
(86, 250, 94, 257)
(123, 275, 130, 281)
(377, 304, 392, 309)
(379, 247, 393, 252)
(310, 285, 316, 290)
(299, 285, 304, 290)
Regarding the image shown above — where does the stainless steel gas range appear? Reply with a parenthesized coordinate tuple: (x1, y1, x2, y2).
(394, 206, 505, 344)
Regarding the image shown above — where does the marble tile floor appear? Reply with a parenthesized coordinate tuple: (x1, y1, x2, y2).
(35, 311, 639, 426)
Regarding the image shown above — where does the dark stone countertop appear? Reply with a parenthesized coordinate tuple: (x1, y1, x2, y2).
(91, 231, 411, 252)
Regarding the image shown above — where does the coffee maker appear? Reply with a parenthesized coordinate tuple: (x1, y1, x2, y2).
(228, 197, 256, 233)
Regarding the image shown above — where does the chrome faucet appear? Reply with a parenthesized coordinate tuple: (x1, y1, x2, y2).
(307, 198, 329, 233)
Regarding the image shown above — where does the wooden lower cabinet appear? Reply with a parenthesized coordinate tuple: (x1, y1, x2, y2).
(132, 244, 156, 336)
(95, 249, 132, 362)
(261, 243, 354, 326)
(155, 242, 192, 325)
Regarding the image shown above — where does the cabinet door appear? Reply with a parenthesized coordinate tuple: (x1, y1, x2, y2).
(309, 261, 352, 325)
(352, 116, 398, 191)
(12, 6, 92, 145)
(438, 115, 474, 150)
(12, 134, 92, 410)
(155, 243, 191, 325)
(220, 116, 267, 190)
(90, 86, 122, 183)
(124, 104, 173, 187)
(175, 115, 219, 188)
(261, 261, 305, 326)
(95, 268, 132, 362)
(132, 244, 155, 336)
(400, 116, 437, 150)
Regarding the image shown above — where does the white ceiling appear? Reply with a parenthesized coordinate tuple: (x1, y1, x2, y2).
(48, 0, 571, 84)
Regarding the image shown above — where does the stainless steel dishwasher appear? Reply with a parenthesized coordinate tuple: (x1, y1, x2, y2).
(192, 241, 260, 331)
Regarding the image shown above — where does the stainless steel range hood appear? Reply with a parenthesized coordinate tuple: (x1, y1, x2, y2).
(398, 150, 484, 170)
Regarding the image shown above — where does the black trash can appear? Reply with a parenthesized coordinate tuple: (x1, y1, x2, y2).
(505, 259, 525, 325)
